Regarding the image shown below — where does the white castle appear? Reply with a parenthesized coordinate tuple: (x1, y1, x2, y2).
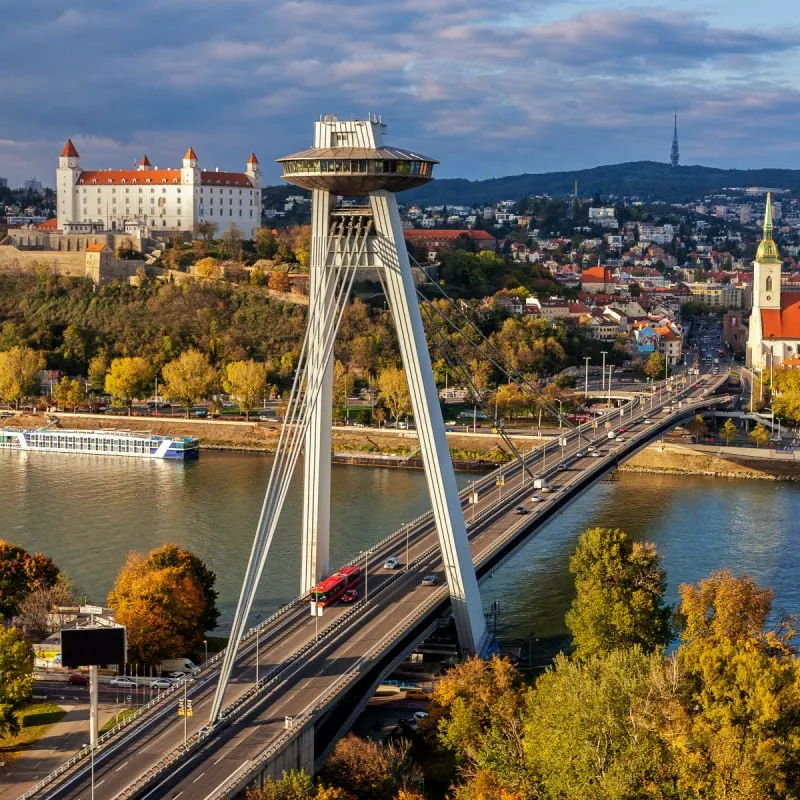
(56, 140, 262, 239)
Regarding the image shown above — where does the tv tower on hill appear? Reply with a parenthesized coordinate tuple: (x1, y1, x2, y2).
(670, 111, 680, 167)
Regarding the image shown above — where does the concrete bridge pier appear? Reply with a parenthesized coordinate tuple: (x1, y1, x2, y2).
(246, 724, 315, 792)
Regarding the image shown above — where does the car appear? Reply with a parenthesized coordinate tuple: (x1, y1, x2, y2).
(591, 450, 602, 457)
(575, 450, 585, 457)
(530, 494, 542, 503)
(618, 426, 627, 433)
(643, 418, 653, 424)
(68, 673, 90, 686)
(341, 588, 359, 603)
(514, 506, 528, 515)
(110, 677, 138, 687)
(587, 445, 596, 452)
(539, 486, 553, 494)
(383, 556, 401, 570)
(421, 574, 440, 586)
(412, 711, 429, 722)
(168, 672, 187, 681)
(193, 408, 208, 418)
(616, 436, 625, 443)
(150, 678, 174, 689)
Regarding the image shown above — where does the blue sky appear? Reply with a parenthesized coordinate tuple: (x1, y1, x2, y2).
(2, 0, 800, 187)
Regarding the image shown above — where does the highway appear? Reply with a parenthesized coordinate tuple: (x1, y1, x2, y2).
(30, 370, 730, 800)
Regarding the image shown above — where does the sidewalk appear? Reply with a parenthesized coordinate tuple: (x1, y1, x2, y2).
(0, 704, 119, 800)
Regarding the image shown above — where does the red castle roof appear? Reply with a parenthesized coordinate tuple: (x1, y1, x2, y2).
(184, 147, 198, 161)
(60, 139, 79, 157)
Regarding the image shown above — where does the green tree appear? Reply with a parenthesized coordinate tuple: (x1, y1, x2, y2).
(246, 770, 315, 800)
(749, 422, 770, 448)
(377, 366, 412, 425)
(0, 540, 61, 618)
(0, 626, 33, 738)
(0, 346, 44, 408)
(161, 349, 216, 416)
(104, 356, 153, 414)
(333, 359, 355, 419)
(88, 352, 110, 393)
(721, 417, 737, 445)
(223, 359, 268, 420)
(254, 227, 279, 260)
(643, 351, 666, 381)
(565, 527, 672, 660)
(143, 544, 219, 632)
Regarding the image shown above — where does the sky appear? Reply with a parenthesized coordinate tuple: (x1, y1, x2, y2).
(2, 0, 800, 188)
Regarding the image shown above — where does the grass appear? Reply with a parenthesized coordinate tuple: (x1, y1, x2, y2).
(99, 707, 136, 734)
(0, 702, 65, 765)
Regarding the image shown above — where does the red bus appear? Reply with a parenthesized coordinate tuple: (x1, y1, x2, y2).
(335, 565, 361, 587)
(310, 574, 347, 607)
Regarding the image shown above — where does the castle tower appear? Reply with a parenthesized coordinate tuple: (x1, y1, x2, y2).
(747, 193, 782, 369)
(181, 146, 199, 189)
(670, 112, 680, 167)
(245, 152, 261, 188)
(56, 139, 81, 231)
(138, 154, 152, 171)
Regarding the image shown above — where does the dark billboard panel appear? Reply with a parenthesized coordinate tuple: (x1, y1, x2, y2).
(61, 626, 126, 668)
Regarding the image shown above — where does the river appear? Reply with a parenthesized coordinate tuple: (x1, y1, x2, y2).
(3, 450, 799, 644)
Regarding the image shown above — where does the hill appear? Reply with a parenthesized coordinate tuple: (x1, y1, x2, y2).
(400, 161, 800, 206)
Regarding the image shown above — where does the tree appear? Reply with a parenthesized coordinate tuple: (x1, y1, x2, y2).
(107, 549, 208, 664)
(0, 626, 33, 738)
(523, 648, 678, 799)
(17, 577, 78, 640)
(246, 769, 315, 800)
(269, 271, 292, 292)
(674, 570, 800, 799)
(195, 221, 217, 243)
(88, 352, 110, 393)
(721, 417, 737, 445)
(333, 360, 355, 411)
(0, 540, 61, 619)
(377, 366, 412, 425)
(223, 360, 268, 420)
(52, 377, 87, 411)
(643, 351, 666, 381)
(254, 227, 279, 260)
(565, 527, 672, 660)
(194, 257, 224, 280)
(493, 384, 528, 420)
(104, 356, 153, 414)
(0, 346, 44, 408)
(161, 349, 216, 416)
(220, 223, 244, 262)
(749, 422, 770, 448)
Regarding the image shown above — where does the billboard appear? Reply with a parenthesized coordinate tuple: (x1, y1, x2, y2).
(636, 326, 659, 353)
(61, 626, 126, 668)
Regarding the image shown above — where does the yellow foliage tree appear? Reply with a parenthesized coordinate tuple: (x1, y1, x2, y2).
(161, 349, 216, 416)
(0, 346, 44, 409)
(194, 257, 224, 280)
(377, 366, 411, 425)
(104, 356, 153, 414)
(223, 360, 268, 419)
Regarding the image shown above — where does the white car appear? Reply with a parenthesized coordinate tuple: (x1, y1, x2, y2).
(150, 678, 174, 689)
(587, 445, 596, 453)
(110, 677, 138, 687)
(530, 494, 543, 502)
(383, 556, 401, 570)
(412, 711, 428, 722)
(643, 418, 653, 424)
(591, 450, 602, 457)
(575, 450, 586, 458)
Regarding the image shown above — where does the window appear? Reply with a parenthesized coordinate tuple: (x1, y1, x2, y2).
(766, 276, 773, 292)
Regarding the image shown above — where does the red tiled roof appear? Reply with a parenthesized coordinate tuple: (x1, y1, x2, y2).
(36, 218, 58, 232)
(247, 152, 259, 165)
(140, 154, 151, 166)
(86, 243, 107, 252)
(404, 229, 496, 242)
(582, 266, 610, 281)
(60, 139, 79, 157)
(199, 171, 254, 187)
(78, 170, 182, 185)
(780, 356, 800, 369)
(184, 147, 198, 161)
(761, 294, 800, 340)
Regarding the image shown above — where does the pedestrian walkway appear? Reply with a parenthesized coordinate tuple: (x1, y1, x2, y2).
(0, 704, 118, 799)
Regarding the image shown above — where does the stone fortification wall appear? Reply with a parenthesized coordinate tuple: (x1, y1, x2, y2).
(7, 231, 146, 253)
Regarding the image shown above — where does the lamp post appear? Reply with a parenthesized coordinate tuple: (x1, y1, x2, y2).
(601, 351, 608, 391)
(405, 524, 410, 571)
(584, 356, 590, 399)
(607, 365, 612, 405)
(558, 399, 563, 431)
(203, 639, 208, 664)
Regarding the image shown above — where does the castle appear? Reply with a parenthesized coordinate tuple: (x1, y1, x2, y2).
(56, 140, 262, 239)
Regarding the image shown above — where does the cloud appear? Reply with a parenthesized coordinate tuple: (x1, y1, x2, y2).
(1, 1, 800, 186)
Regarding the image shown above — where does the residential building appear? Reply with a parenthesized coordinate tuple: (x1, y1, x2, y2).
(581, 265, 613, 293)
(403, 229, 496, 258)
(686, 282, 743, 309)
(56, 140, 262, 238)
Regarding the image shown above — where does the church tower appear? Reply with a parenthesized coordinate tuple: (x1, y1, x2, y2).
(56, 139, 80, 231)
(670, 112, 679, 167)
(747, 193, 782, 368)
(245, 152, 261, 188)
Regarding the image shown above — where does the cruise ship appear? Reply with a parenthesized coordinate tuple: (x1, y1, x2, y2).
(0, 428, 199, 460)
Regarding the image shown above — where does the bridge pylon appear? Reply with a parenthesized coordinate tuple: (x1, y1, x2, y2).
(209, 116, 488, 723)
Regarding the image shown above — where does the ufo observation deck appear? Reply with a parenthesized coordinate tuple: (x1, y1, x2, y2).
(277, 145, 438, 195)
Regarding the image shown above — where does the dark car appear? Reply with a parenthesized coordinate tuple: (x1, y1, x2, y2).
(514, 506, 528, 515)
(68, 673, 90, 686)
(421, 574, 440, 586)
(341, 588, 359, 603)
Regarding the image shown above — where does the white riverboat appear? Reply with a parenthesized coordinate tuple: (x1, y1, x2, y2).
(0, 427, 199, 460)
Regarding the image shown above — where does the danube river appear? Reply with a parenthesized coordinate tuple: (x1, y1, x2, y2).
(3, 450, 799, 643)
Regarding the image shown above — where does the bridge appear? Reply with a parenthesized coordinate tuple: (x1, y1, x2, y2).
(24, 371, 731, 800)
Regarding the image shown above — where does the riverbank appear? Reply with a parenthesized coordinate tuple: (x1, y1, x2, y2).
(621, 441, 800, 481)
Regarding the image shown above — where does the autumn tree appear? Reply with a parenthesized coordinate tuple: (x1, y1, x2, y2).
(143, 544, 219, 632)
(0, 540, 61, 618)
(321, 736, 421, 800)
(52, 377, 87, 411)
(643, 351, 666, 380)
(0, 626, 33, 738)
(17, 577, 78, 640)
(246, 769, 315, 800)
(721, 417, 737, 445)
(220, 223, 244, 262)
(223, 360, 268, 419)
(194, 257, 224, 280)
(333, 359, 355, 418)
(268, 270, 291, 292)
(493, 383, 529, 420)
(107, 548, 210, 664)
(565, 527, 672, 660)
(161, 349, 216, 416)
(254, 227, 279, 260)
(0, 345, 44, 408)
(674, 570, 800, 799)
(88, 352, 109, 393)
(749, 422, 770, 448)
(104, 356, 153, 414)
(377, 366, 412, 425)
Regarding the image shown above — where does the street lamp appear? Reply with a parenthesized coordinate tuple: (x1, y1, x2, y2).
(584, 356, 591, 399)
(203, 639, 208, 664)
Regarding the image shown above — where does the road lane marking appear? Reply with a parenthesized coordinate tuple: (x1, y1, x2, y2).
(114, 760, 129, 772)
(192, 771, 206, 783)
